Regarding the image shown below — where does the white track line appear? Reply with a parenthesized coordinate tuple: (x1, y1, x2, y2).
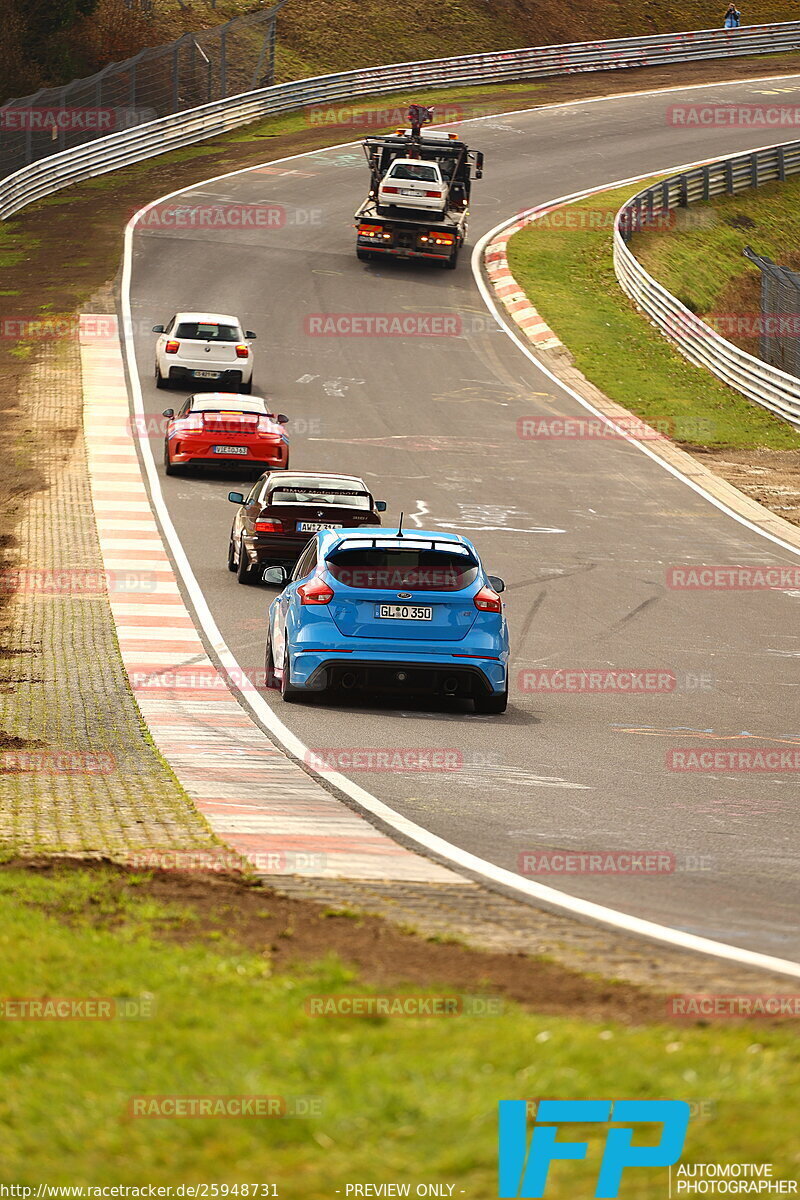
(120, 74, 800, 978)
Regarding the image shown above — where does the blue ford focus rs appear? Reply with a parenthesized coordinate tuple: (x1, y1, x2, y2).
(263, 528, 509, 713)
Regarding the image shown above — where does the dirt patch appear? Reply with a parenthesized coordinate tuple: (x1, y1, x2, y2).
(1, 854, 691, 1025)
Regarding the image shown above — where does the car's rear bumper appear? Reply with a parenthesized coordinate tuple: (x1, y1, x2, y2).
(171, 440, 287, 470)
(292, 650, 506, 696)
(166, 365, 249, 385)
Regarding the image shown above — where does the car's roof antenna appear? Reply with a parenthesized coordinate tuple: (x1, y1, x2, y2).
(397, 511, 404, 538)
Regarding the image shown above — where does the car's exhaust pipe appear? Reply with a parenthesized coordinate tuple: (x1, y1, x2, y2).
(340, 671, 357, 690)
(442, 676, 459, 695)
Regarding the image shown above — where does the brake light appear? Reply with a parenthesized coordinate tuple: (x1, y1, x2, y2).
(382, 186, 400, 194)
(473, 585, 502, 614)
(165, 340, 180, 354)
(298, 577, 334, 605)
(424, 190, 444, 197)
(254, 518, 283, 534)
(175, 415, 203, 432)
(235, 344, 249, 359)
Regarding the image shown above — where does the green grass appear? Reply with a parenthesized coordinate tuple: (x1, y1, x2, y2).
(506, 181, 800, 450)
(632, 174, 800, 315)
(1, 864, 799, 1192)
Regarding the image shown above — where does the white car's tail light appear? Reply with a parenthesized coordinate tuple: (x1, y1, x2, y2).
(165, 340, 180, 354)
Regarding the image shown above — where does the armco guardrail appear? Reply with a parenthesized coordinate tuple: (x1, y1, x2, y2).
(614, 141, 800, 431)
(3, 21, 800, 220)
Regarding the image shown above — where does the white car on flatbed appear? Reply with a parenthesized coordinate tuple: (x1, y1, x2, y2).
(153, 311, 256, 393)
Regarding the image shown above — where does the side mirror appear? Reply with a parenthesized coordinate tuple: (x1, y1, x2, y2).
(245, 331, 257, 340)
(276, 414, 289, 424)
(162, 408, 174, 419)
(263, 565, 288, 586)
(375, 501, 387, 512)
(487, 575, 505, 594)
(228, 491, 245, 504)
(152, 324, 165, 333)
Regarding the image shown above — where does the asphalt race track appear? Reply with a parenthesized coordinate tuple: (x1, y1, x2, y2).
(126, 75, 800, 961)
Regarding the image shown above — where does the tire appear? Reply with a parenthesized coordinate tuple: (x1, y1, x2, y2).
(227, 537, 237, 572)
(445, 248, 459, 270)
(164, 441, 179, 476)
(239, 377, 252, 394)
(280, 646, 303, 703)
(264, 631, 280, 690)
(473, 684, 508, 715)
(356, 248, 373, 262)
(155, 362, 168, 389)
(236, 536, 259, 585)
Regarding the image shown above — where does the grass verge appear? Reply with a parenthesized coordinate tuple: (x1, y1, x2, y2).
(1, 860, 798, 1191)
(506, 181, 800, 451)
(631, 173, 800, 360)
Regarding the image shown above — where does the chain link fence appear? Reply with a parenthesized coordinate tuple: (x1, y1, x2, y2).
(0, 3, 288, 182)
(743, 246, 800, 379)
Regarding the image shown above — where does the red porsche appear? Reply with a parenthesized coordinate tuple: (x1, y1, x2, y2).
(162, 393, 289, 476)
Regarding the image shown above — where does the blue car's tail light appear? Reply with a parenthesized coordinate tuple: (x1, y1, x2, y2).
(473, 585, 502, 613)
(298, 577, 334, 605)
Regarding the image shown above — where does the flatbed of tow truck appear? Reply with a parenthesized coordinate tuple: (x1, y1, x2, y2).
(353, 108, 483, 270)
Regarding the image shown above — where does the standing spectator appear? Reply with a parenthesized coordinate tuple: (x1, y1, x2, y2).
(724, 3, 741, 27)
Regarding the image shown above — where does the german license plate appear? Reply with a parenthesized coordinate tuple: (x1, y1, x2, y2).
(296, 520, 343, 532)
(377, 604, 432, 620)
(193, 369, 220, 379)
(400, 189, 419, 197)
(214, 445, 248, 456)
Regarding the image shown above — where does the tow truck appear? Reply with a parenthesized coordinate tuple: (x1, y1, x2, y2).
(354, 104, 484, 270)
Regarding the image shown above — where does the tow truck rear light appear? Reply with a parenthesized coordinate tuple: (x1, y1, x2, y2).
(298, 577, 334, 605)
(473, 585, 502, 614)
(165, 340, 180, 354)
(254, 518, 283, 533)
(419, 232, 454, 246)
(235, 344, 249, 358)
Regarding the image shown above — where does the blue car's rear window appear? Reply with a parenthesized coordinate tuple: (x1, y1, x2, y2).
(326, 547, 479, 591)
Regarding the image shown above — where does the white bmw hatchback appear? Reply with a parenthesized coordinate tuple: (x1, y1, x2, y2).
(153, 311, 256, 393)
(377, 159, 447, 216)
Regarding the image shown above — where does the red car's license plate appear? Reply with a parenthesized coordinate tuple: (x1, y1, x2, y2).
(214, 445, 248, 455)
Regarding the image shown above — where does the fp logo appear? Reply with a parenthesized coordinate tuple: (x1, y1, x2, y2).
(498, 1099, 690, 1198)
